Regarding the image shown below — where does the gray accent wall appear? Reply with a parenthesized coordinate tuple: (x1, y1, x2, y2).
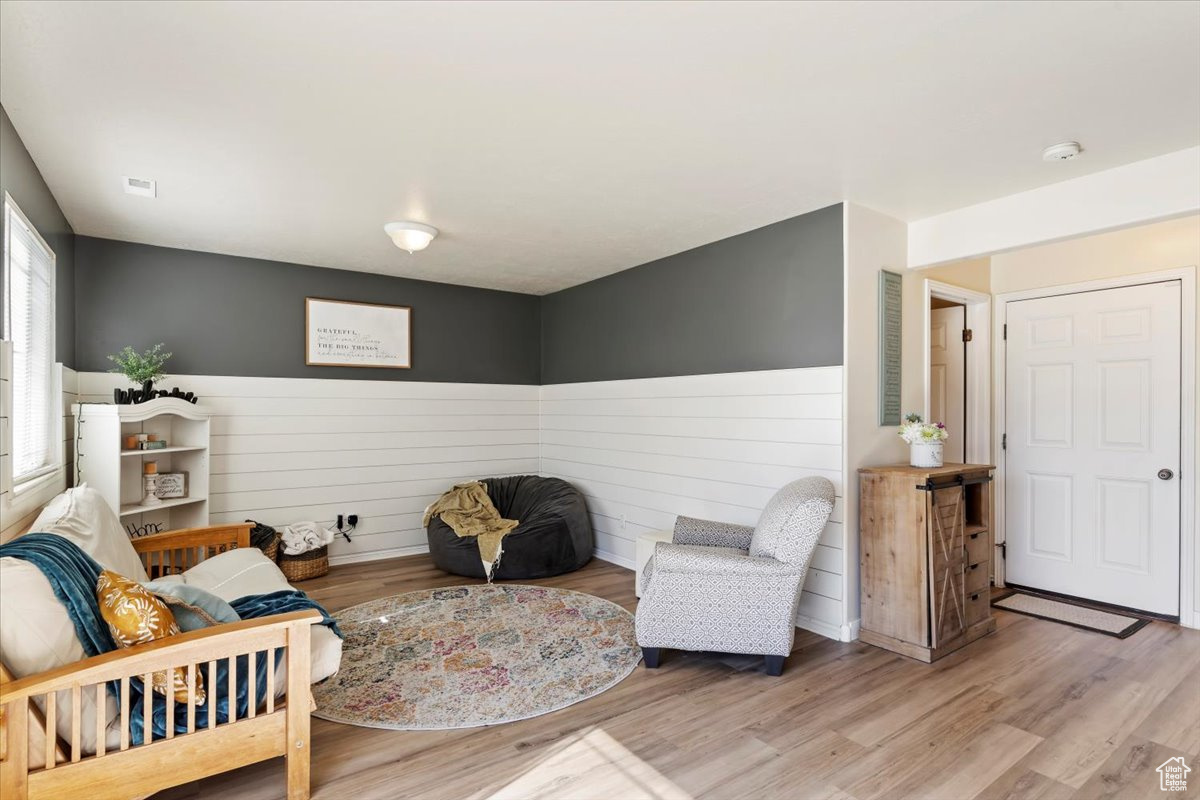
(0, 106, 76, 367)
(74, 237, 541, 384)
(540, 203, 843, 384)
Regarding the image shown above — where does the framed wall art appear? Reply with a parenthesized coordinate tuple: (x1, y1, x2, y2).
(305, 297, 412, 368)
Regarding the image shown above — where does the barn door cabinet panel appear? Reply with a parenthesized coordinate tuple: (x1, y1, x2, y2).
(858, 463, 996, 662)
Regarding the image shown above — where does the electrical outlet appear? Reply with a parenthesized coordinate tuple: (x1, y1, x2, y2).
(620, 513, 627, 531)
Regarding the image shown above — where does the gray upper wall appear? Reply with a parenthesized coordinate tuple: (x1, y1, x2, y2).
(74, 237, 541, 384)
(540, 203, 844, 384)
(11, 88, 841, 388)
(0, 106, 76, 367)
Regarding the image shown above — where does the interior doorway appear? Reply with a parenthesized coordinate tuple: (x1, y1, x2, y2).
(922, 280, 991, 467)
(929, 298, 967, 463)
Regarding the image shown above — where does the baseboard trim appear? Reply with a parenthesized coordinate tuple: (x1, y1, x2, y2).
(333, 544, 864, 644)
(593, 548, 634, 571)
(328, 544, 429, 567)
(794, 612, 846, 642)
(330, 544, 639, 570)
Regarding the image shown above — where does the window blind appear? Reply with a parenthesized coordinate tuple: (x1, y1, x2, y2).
(4, 198, 57, 485)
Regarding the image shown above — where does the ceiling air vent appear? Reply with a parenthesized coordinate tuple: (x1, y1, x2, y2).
(122, 176, 157, 197)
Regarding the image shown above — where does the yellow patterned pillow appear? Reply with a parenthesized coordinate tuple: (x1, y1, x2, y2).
(96, 570, 205, 705)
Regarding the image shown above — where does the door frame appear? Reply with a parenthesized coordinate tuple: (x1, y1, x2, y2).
(922, 280, 992, 466)
(993, 267, 1197, 627)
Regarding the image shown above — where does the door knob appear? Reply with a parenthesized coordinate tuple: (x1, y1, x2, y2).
(1158, 468, 1174, 480)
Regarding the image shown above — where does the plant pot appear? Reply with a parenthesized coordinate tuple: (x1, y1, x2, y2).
(910, 442, 944, 468)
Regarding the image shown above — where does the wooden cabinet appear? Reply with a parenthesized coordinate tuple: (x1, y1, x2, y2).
(858, 463, 996, 662)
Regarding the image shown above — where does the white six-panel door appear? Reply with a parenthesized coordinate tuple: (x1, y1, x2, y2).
(931, 305, 966, 463)
(1005, 280, 1181, 615)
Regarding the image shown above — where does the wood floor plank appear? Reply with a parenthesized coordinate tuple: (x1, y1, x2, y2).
(1132, 662, 1200, 756)
(831, 686, 1012, 800)
(922, 722, 1043, 800)
(152, 553, 1200, 800)
(974, 764, 1077, 800)
(1070, 736, 1197, 800)
(1019, 676, 1177, 788)
(700, 730, 866, 800)
(479, 726, 689, 800)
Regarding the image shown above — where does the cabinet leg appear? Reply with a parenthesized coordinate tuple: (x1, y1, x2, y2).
(764, 655, 785, 676)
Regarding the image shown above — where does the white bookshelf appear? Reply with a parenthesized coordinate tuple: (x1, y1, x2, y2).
(74, 398, 212, 536)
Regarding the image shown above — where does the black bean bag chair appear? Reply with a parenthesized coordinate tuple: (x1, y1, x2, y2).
(426, 475, 593, 580)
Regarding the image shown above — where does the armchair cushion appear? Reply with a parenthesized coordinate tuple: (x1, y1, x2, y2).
(672, 516, 755, 550)
(641, 544, 747, 593)
(652, 542, 802, 578)
(749, 477, 836, 566)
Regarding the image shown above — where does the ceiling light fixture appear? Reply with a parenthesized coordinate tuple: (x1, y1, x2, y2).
(384, 221, 438, 253)
(1042, 141, 1082, 162)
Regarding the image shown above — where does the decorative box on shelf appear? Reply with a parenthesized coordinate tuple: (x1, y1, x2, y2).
(73, 397, 212, 535)
(858, 463, 996, 663)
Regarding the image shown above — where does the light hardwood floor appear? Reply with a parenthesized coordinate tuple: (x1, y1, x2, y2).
(158, 555, 1200, 800)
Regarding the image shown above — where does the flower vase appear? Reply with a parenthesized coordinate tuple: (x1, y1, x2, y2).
(910, 442, 944, 468)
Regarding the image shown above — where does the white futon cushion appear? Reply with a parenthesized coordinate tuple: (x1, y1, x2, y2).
(181, 548, 343, 687)
(0, 559, 122, 769)
(31, 484, 149, 582)
(3, 484, 149, 767)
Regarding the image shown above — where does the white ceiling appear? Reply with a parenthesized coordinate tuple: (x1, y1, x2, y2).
(2, 1, 1198, 294)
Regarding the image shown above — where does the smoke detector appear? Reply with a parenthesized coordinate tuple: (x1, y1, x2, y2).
(122, 176, 157, 197)
(1042, 142, 1082, 162)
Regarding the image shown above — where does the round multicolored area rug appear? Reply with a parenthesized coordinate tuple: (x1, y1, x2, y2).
(311, 584, 641, 730)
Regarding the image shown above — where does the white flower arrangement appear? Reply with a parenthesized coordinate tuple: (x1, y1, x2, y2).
(898, 413, 949, 445)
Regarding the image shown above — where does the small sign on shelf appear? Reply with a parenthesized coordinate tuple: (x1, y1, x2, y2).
(154, 472, 188, 499)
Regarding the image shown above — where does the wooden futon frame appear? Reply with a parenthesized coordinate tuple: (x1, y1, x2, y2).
(0, 523, 320, 800)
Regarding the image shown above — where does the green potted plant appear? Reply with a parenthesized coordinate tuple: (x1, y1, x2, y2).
(108, 343, 172, 402)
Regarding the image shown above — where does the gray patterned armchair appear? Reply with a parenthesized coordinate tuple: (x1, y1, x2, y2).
(635, 477, 835, 675)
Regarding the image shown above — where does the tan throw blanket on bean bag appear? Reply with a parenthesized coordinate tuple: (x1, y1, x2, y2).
(422, 481, 519, 581)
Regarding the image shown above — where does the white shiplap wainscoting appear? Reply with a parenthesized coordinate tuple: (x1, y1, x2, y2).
(73, 368, 852, 640)
(539, 366, 850, 641)
(76, 373, 541, 564)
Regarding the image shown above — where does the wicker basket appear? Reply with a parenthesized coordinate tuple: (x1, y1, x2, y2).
(260, 533, 280, 563)
(246, 520, 281, 563)
(277, 545, 329, 581)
